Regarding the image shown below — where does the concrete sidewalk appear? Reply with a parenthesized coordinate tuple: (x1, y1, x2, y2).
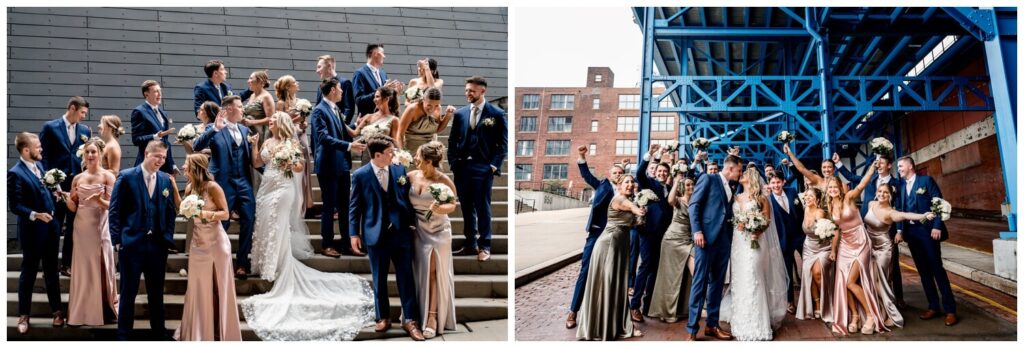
(899, 242, 1017, 296)
(514, 208, 590, 286)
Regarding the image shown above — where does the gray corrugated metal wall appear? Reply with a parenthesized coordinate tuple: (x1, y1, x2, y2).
(6, 7, 508, 239)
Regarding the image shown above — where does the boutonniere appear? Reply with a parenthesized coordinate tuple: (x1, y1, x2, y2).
(793, 198, 801, 206)
(916, 187, 926, 195)
(397, 175, 408, 186)
(162, 188, 170, 198)
(80, 134, 89, 143)
(226, 90, 234, 97)
(482, 118, 495, 127)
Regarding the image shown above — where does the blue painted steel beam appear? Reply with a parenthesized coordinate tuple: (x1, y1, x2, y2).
(942, 7, 997, 41)
(980, 7, 1016, 235)
(638, 7, 656, 164)
(653, 27, 810, 38)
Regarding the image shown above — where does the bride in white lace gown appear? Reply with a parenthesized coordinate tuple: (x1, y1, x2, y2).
(720, 167, 789, 341)
(239, 112, 374, 341)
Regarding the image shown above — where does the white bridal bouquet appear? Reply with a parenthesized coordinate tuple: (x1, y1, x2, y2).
(176, 124, 200, 144)
(76, 144, 85, 158)
(663, 140, 681, 153)
(930, 197, 952, 221)
(813, 218, 838, 246)
(180, 194, 206, 223)
(870, 137, 894, 157)
(425, 183, 456, 220)
(633, 189, 659, 225)
(361, 123, 387, 139)
(42, 169, 67, 201)
(691, 137, 712, 150)
(733, 204, 768, 249)
(392, 149, 414, 167)
(273, 140, 304, 178)
(405, 87, 424, 103)
(294, 98, 312, 116)
(671, 163, 688, 178)
(777, 131, 796, 144)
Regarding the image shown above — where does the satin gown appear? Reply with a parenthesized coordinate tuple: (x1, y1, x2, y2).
(795, 216, 834, 323)
(647, 198, 693, 321)
(864, 208, 905, 328)
(67, 183, 118, 326)
(832, 206, 885, 334)
(576, 201, 636, 340)
(175, 191, 242, 341)
(411, 184, 457, 334)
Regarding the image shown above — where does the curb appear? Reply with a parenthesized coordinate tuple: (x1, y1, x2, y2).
(514, 249, 583, 288)
(898, 244, 1017, 296)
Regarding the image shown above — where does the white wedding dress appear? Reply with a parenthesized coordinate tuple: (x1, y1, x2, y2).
(239, 146, 375, 340)
(719, 198, 790, 341)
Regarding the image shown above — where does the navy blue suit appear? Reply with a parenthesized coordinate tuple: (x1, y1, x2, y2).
(39, 117, 90, 268)
(192, 124, 257, 270)
(352, 65, 387, 116)
(349, 163, 420, 323)
(897, 175, 955, 314)
(315, 76, 356, 124)
(768, 188, 804, 302)
(108, 166, 177, 340)
(630, 157, 673, 313)
(130, 103, 176, 174)
(447, 102, 508, 252)
(686, 173, 734, 333)
(310, 99, 356, 253)
(8, 160, 62, 317)
(193, 79, 233, 115)
(837, 165, 904, 300)
(569, 162, 616, 312)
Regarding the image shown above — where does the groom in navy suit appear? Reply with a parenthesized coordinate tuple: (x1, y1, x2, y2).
(109, 140, 179, 340)
(896, 156, 958, 326)
(39, 96, 91, 275)
(447, 76, 507, 262)
(9, 133, 64, 334)
(311, 77, 367, 257)
(686, 155, 743, 341)
(348, 135, 424, 341)
(131, 80, 178, 175)
(192, 95, 258, 278)
(352, 43, 402, 116)
(768, 174, 804, 311)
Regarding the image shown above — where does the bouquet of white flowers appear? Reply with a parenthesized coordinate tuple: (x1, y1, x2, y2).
(930, 197, 952, 221)
(176, 124, 200, 144)
(392, 149, 414, 167)
(76, 144, 85, 158)
(633, 189, 659, 226)
(272, 140, 304, 178)
(777, 131, 796, 144)
(425, 183, 455, 220)
(361, 123, 387, 139)
(42, 169, 67, 201)
(180, 194, 207, 223)
(671, 163, 688, 178)
(692, 137, 711, 150)
(664, 140, 680, 153)
(405, 87, 424, 102)
(870, 137, 894, 157)
(813, 218, 838, 246)
(733, 204, 768, 249)
(294, 98, 312, 116)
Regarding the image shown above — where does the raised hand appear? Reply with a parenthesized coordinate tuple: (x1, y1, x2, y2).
(649, 143, 661, 154)
(782, 143, 791, 155)
(248, 133, 260, 145)
(728, 146, 740, 156)
(832, 152, 840, 163)
(577, 145, 588, 156)
(214, 110, 229, 130)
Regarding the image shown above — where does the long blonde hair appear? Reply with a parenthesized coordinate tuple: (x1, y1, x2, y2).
(183, 154, 214, 198)
(270, 111, 296, 140)
(742, 167, 764, 199)
(823, 176, 848, 217)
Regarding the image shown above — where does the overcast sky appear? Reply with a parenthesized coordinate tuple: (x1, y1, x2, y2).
(514, 7, 642, 88)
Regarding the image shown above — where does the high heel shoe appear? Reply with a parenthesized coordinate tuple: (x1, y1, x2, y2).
(861, 316, 877, 335)
(848, 315, 861, 333)
(424, 311, 438, 339)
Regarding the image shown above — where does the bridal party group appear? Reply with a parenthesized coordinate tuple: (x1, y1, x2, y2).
(8, 43, 508, 341)
(567, 137, 957, 341)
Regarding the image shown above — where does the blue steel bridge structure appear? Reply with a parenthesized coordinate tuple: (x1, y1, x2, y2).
(632, 7, 1017, 237)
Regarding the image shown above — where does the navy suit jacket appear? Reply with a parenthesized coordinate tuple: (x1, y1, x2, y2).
(446, 102, 508, 175)
(578, 162, 615, 235)
(315, 76, 355, 123)
(130, 103, 176, 173)
(8, 161, 58, 243)
(352, 65, 387, 116)
(688, 173, 734, 245)
(769, 188, 804, 247)
(39, 117, 91, 190)
(108, 166, 176, 250)
(348, 163, 416, 247)
(309, 99, 355, 174)
(836, 165, 900, 218)
(191, 123, 255, 197)
(897, 175, 948, 240)
(636, 157, 673, 233)
(193, 79, 233, 115)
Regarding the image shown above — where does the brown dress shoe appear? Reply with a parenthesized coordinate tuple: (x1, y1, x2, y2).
(629, 309, 645, 323)
(53, 310, 66, 327)
(375, 319, 392, 332)
(944, 313, 959, 326)
(322, 247, 342, 258)
(17, 316, 29, 334)
(705, 326, 734, 340)
(686, 332, 698, 341)
(403, 321, 426, 341)
(919, 309, 940, 320)
(565, 312, 577, 329)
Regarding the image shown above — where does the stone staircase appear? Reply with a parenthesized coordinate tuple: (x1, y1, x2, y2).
(6, 155, 509, 340)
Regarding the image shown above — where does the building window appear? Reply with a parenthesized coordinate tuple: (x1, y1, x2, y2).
(589, 143, 598, 155)
(616, 139, 638, 156)
(548, 116, 572, 132)
(591, 120, 599, 132)
(617, 116, 639, 132)
(515, 164, 532, 181)
(543, 164, 569, 180)
(659, 97, 675, 108)
(595, 74, 603, 82)
(545, 140, 571, 156)
(550, 94, 575, 110)
(618, 94, 640, 109)
(520, 116, 537, 132)
(652, 116, 674, 132)
(516, 140, 535, 157)
(521, 94, 540, 110)
(592, 98, 600, 109)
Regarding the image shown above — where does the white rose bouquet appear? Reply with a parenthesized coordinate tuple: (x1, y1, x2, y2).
(777, 131, 796, 144)
(405, 87, 424, 103)
(361, 123, 387, 139)
(870, 137, 894, 157)
(392, 149, 414, 167)
(294, 98, 312, 117)
(930, 197, 952, 221)
(691, 137, 711, 150)
(426, 183, 455, 220)
(272, 140, 304, 178)
(813, 218, 838, 246)
(76, 144, 85, 158)
(733, 204, 768, 249)
(664, 140, 681, 153)
(180, 194, 207, 223)
(176, 124, 199, 144)
(633, 189, 659, 226)
(42, 169, 67, 201)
